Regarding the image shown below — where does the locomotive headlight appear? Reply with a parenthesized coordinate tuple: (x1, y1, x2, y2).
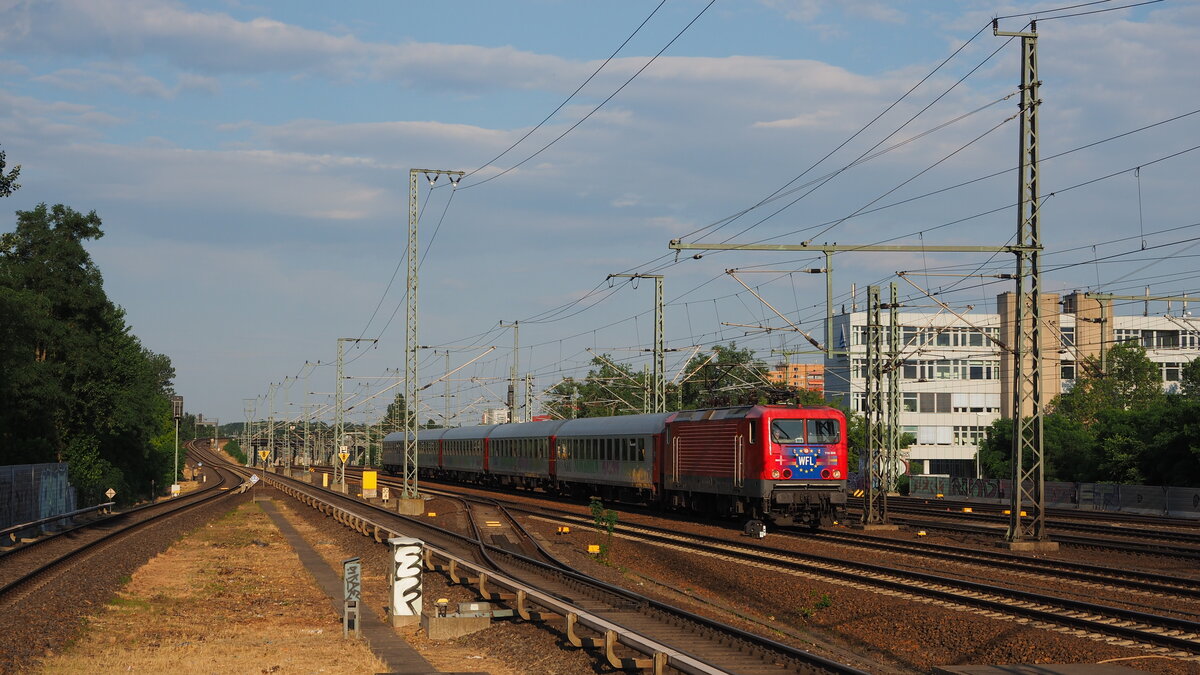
(771, 469, 781, 479)
(833, 469, 842, 479)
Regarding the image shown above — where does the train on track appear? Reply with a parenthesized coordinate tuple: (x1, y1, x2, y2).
(381, 404, 847, 531)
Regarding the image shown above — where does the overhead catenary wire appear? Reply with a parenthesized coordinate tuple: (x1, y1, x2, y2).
(460, 0, 669, 182)
(459, 0, 717, 191)
(272, 2, 1200, 425)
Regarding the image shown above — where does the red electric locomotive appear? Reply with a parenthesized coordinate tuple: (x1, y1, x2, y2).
(665, 405, 847, 530)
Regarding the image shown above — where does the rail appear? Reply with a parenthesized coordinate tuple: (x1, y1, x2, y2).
(264, 472, 868, 674)
(0, 502, 116, 545)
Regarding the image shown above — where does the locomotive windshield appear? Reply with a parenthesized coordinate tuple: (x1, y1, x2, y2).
(771, 420, 806, 443)
(807, 418, 840, 444)
(771, 418, 840, 444)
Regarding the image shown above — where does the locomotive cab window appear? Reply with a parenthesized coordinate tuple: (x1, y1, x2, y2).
(771, 420, 806, 443)
(807, 419, 840, 444)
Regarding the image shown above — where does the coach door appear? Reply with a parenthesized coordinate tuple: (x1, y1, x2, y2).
(670, 435, 680, 486)
(734, 434, 745, 488)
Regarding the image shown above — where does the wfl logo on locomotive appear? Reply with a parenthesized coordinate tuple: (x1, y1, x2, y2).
(775, 445, 831, 478)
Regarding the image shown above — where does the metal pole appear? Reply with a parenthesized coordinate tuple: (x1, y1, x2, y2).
(654, 275, 665, 413)
(995, 19, 1050, 547)
(607, 273, 666, 413)
(171, 395, 183, 490)
(524, 373, 533, 422)
(863, 286, 887, 524)
(406, 169, 463, 498)
(501, 320, 519, 423)
(887, 283, 901, 493)
(268, 383, 278, 470)
(825, 251, 834, 358)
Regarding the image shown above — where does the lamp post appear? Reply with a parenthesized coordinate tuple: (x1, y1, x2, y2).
(171, 395, 183, 496)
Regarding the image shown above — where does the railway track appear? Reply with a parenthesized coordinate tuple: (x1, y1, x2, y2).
(508, 506, 1200, 661)
(0, 441, 246, 610)
(850, 497, 1200, 549)
(801, 528, 1200, 603)
(0, 444, 246, 602)
(264, 468, 873, 674)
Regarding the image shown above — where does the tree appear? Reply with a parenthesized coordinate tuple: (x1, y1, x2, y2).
(0, 146, 19, 198)
(0, 203, 176, 503)
(1052, 341, 1164, 426)
(545, 354, 649, 419)
(1180, 358, 1200, 399)
(678, 343, 772, 409)
(385, 391, 409, 431)
(977, 415, 1097, 482)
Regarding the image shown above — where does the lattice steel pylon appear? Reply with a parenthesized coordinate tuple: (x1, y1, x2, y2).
(406, 169, 463, 498)
(995, 20, 1050, 546)
(863, 285, 888, 524)
(608, 273, 666, 412)
(886, 283, 901, 493)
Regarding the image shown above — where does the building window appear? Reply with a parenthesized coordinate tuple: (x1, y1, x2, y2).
(953, 425, 988, 446)
(1061, 362, 1076, 381)
(1162, 362, 1183, 382)
(928, 459, 975, 478)
(1114, 328, 1138, 344)
(1060, 326, 1074, 348)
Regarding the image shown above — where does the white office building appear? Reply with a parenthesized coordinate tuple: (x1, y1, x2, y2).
(824, 291, 1200, 478)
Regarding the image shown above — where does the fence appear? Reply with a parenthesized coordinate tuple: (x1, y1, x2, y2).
(0, 463, 78, 535)
(906, 474, 1200, 519)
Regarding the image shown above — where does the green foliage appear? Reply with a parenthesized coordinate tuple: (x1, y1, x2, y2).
(1180, 358, 1200, 399)
(545, 354, 651, 419)
(0, 146, 19, 198)
(543, 343, 810, 419)
(589, 497, 618, 564)
(385, 391, 409, 429)
(980, 343, 1200, 487)
(0, 203, 177, 504)
(979, 415, 1098, 482)
(678, 343, 771, 409)
(837, 402, 912, 474)
(1052, 341, 1164, 424)
(223, 438, 246, 464)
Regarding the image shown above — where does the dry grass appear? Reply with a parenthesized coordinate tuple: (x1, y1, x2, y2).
(39, 502, 387, 674)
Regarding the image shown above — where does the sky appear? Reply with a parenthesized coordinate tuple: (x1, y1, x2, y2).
(2, 0, 1199, 428)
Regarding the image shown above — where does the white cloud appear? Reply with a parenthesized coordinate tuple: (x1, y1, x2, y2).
(33, 63, 219, 98)
(0, 60, 30, 75)
(0, 88, 124, 144)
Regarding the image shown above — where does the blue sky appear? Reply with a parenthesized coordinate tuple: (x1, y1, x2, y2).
(3, 0, 1198, 427)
